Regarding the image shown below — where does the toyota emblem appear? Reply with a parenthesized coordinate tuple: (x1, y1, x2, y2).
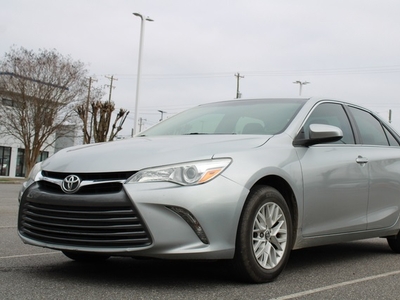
(61, 175, 81, 194)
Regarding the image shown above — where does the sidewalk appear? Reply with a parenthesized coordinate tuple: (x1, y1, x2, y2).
(0, 178, 25, 184)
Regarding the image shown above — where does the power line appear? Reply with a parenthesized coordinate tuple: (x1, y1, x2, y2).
(100, 64, 400, 80)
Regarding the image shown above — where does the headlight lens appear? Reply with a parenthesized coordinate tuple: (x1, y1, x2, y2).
(27, 162, 43, 182)
(127, 158, 232, 186)
(19, 162, 43, 202)
(23, 162, 42, 188)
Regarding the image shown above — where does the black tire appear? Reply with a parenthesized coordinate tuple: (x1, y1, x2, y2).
(387, 232, 400, 253)
(234, 186, 293, 283)
(62, 250, 110, 262)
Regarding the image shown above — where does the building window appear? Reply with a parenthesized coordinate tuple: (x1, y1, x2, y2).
(37, 151, 49, 162)
(1, 98, 13, 107)
(16, 149, 49, 178)
(16, 149, 25, 177)
(0, 146, 11, 176)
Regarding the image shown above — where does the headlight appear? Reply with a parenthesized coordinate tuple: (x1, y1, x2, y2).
(22, 162, 42, 188)
(19, 162, 43, 202)
(127, 158, 232, 186)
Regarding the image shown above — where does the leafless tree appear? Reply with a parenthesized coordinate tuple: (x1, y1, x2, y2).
(76, 99, 129, 143)
(75, 75, 129, 144)
(108, 107, 129, 142)
(0, 46, 88, 176)
(75, 80, 104, 144)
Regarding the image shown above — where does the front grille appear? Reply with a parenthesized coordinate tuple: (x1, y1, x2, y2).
(41, 171, 136, 181)
(18, 184, 152, 248)
(38, 181, 123, 194)
(38, 171, 137, 195)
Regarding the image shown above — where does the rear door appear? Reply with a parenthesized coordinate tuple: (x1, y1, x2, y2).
(347, 106, 400, 230)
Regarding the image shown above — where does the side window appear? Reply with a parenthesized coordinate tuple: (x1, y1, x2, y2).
(348, 107, 389, 146)
(304, 103, 355, 144)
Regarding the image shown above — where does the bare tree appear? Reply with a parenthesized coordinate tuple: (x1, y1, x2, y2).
(76, 99, 129, 143)
(92, 100, 113, 143)
(75, 75, 129, 144)
(109, 107, 129, 141)
(75, 78, 104, 144)
(0, 46, 88, 176)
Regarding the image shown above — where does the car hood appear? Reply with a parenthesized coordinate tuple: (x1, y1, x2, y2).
(42, 135, 271, 173)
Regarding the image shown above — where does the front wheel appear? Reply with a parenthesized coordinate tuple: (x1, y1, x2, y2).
(387, 232, 400, 253)
(62, 250, 110, 262)
(234, 186, 293, 283)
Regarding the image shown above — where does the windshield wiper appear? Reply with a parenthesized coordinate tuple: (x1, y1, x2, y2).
(184, 132, 237, 135)
(184, 132, 208, 135)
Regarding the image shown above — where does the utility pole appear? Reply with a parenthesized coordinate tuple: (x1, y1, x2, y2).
(84, 77, 93, 135)
(158, 110, 167, 121)
(83, 77, 97, 144)
(105, 75, 118, 103)
(138, 117, 147, 132)
(234, 73, 244, 99)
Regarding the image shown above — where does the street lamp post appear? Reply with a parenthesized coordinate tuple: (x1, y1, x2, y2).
(132, 12, 153, 136)
(158, 110, 167, 121)
(293, 80, 310, 96)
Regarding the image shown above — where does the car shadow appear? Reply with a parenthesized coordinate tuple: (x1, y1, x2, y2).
(283, 238, 393, 278)
(40, 257, 236, 286)
(288, 238, 391, 266)
(35, 238, 393, 286)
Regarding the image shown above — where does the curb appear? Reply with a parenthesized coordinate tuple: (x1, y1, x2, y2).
(0, 180, 25, 184)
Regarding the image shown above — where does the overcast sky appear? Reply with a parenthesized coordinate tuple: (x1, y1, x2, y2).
(2, 0, 400, 136)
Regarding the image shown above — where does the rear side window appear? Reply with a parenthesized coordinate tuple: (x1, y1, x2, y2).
(348, 107, 391, 146)
(383, 127, 400, 146)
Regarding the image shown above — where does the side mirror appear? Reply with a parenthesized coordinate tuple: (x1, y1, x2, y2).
(293, 124, 343, 147)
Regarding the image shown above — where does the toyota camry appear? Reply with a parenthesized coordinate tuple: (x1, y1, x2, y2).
(18, 97, 400, 283)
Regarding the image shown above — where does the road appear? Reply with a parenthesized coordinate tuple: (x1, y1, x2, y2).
(2, 183, 400, 299)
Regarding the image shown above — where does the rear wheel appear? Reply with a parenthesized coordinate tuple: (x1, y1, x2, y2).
(234, 186, 293, 283)
(62, 251, 110, 262)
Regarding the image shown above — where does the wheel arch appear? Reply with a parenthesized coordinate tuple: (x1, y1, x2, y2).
(251, 175, 298, 249)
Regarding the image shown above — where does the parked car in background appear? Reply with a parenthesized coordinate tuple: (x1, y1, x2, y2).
(18, 97, 400, 283)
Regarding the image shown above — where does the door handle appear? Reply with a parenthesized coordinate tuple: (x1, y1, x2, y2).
(356, 156, 368, 165)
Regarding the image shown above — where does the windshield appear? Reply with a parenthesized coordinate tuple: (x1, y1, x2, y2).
(140, 99, 306, 136)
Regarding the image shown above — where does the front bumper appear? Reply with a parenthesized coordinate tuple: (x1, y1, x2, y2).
(18, 176, 248, 259)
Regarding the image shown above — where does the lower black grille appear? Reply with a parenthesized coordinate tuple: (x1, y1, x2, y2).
(18, 184, 152, 248)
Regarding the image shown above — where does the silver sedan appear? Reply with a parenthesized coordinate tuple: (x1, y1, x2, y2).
(18, 97, 400, 283)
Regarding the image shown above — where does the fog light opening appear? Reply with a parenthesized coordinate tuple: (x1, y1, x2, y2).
(167, 206, 209, 244)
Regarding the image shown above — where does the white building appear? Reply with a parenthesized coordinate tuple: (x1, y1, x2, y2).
(0, 74, 82, 178)
(0, 98, 80, 178)
(0, 131, 54, 178)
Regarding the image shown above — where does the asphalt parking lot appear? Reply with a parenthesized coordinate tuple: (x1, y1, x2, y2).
(2, 182, 400, 299)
